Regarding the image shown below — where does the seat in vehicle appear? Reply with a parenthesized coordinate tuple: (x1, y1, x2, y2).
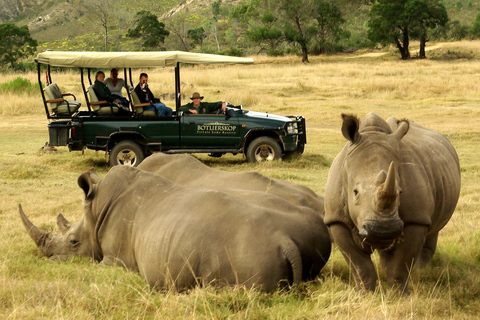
(87, 85, 120, 114)
(130, 90, 156, 116)
(43, 83, 81, 116)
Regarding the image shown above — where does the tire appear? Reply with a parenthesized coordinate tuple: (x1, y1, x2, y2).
(109, 141, 145, 167)
(246, 136, 282, 163)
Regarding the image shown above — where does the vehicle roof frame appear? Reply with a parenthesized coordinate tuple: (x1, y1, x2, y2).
(35, 51, 254, 119)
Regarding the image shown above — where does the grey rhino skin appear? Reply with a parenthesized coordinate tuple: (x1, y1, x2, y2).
(138, 153, 325, 215)
(20, 165, 331, 292)
(324, 113, 460, 294)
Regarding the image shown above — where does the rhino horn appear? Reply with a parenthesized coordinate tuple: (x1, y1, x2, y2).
(383, 162, 397, 197)
(18, 204, 49, 252)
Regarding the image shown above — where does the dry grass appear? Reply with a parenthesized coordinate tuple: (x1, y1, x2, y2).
(1, 42, 480, 319)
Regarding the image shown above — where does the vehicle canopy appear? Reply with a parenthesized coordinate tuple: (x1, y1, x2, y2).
(35, 50, 254, 118)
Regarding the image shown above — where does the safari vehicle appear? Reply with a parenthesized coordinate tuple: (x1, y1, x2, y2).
(36, 51, 306, 166)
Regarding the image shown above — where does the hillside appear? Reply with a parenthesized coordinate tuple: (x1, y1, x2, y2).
(2, 0, 480, 54)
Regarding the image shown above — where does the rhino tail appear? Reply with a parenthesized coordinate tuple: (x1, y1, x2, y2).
(282, 240, 303, 286)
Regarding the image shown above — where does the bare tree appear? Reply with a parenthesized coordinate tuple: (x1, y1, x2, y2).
(164, 11, 200, 52)
(84, 0, 120, 51)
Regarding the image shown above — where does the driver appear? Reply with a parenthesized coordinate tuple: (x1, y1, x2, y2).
(180, 92, 226, 114)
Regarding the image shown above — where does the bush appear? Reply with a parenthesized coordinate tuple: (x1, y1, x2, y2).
(0, 77, 39, 94)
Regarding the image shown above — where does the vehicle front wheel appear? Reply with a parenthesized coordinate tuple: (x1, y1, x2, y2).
(246, 136, 282, 163)
(109, 141, 145, 167)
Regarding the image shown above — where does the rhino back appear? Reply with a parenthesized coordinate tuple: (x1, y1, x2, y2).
(138, 153, 325, 215)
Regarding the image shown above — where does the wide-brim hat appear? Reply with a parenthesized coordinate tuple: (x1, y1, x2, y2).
(190, 92, 204, 100)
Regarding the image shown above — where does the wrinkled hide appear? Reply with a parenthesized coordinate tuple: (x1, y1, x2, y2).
(324, 113, 460, 294)
(20, 166, 331, 292)
(138, 153, 325, 215)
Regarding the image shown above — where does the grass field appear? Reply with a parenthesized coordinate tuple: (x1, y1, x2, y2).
(1, 41, 480, 319)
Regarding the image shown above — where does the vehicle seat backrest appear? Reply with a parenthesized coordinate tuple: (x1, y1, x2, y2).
(51, 83, 63, 99)
(87, 85, 101, 111)
(44, 83, 61, 111)
(131, 90, 141, 105)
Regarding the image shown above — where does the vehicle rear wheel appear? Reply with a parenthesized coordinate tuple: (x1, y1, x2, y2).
(246, 136, 282, 163)
(109, 141, 145, 167)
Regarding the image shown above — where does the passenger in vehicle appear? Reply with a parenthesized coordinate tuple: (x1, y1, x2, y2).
(134, 73, 173, 116)
(180, 92, 226, 114)
(92, 71, 130, 112)
(104, 68, 133, 98)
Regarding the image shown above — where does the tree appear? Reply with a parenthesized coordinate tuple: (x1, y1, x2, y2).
(211, 1, 221, 51)
(367, 0, 448, 60)
(245, 10, 284, 55)
(85, 0, 120, 52)
(0, 23, 37, 69)
(314, 0, 345, 54)
(278, 0, 318, 62)
(187, 27, 207, 49)
(470, 13, 480, 38)
(127, 10, 170, 51)
(165, 12, 200, 52)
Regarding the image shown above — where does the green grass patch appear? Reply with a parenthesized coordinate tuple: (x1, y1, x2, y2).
(0, 77, 39, 94)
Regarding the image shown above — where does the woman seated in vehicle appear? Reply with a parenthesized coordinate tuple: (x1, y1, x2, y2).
(93, 71, 130, 112)
(104, 68, 133, 99)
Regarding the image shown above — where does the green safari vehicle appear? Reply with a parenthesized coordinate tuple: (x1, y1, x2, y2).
(36, 51, 306, 166)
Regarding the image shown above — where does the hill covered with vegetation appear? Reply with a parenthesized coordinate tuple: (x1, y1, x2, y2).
(2, 0, 480, 60)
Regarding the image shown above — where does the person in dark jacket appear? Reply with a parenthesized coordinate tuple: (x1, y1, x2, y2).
(92, 71, 129, 112)
(134, 73, 172, 116)
(179, 92, 226, 114)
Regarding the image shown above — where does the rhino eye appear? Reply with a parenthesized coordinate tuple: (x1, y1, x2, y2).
(353, 189, 359, 196)
(70, 239, 80, 246)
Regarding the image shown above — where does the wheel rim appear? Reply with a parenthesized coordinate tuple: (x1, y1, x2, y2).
(254, 144, 275, 162)
(116, 149, 138, 166)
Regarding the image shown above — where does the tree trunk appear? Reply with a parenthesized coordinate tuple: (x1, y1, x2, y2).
(104, 23, 108, 52)
(394, 28, 410, 60)
(419, 33, 427, 59)
(301, 45, 309, 63)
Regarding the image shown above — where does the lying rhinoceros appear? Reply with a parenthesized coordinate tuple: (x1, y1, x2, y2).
(20, 165, 331, 292)
(138, 153, 324, 215)
(324, 113, 460, 294)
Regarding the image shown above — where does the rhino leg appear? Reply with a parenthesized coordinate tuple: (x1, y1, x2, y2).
(380, 224, 427, 295)
(417, 232, 438, 269)
(329, 223, 377, 291)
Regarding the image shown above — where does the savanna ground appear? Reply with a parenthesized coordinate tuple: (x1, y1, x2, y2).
(1, 41, 480, 319)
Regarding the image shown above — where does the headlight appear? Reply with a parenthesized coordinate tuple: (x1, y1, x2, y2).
(286, 122, 297, 134)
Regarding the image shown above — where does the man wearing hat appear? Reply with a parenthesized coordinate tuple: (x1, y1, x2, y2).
(180, 92, 226, 114)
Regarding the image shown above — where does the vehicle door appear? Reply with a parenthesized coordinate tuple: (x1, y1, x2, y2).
(180, 113, 240, 149)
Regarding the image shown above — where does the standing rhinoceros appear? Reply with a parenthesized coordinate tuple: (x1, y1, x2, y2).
(324, 113, 460, 294)
(20, 165, 331, 292)
(138, 153, 324, 215)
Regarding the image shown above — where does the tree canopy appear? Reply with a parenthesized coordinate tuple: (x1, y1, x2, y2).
(0, 23, 37, 70)
(127, 10, 170, 51)
(367, 0, 447, 59)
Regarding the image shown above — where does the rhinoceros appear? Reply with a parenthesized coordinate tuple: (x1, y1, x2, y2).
(20, 165, 331, 292)
(138, 153, 324, 215)
(324, 113, 460, 294)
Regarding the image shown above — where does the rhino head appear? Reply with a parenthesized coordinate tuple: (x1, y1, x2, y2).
(19, 169, 103, 261)
(341, 114, 409, 250)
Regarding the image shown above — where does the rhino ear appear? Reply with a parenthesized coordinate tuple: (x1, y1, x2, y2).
(88, 168, 102, 184)
(57, 213, 71, 235)
(78, 171, 95, 200)
(341, 114, 361, 143)
(391, 120, 409, 141)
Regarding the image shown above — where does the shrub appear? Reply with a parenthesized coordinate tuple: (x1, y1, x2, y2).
(0, 77, 39, 94)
